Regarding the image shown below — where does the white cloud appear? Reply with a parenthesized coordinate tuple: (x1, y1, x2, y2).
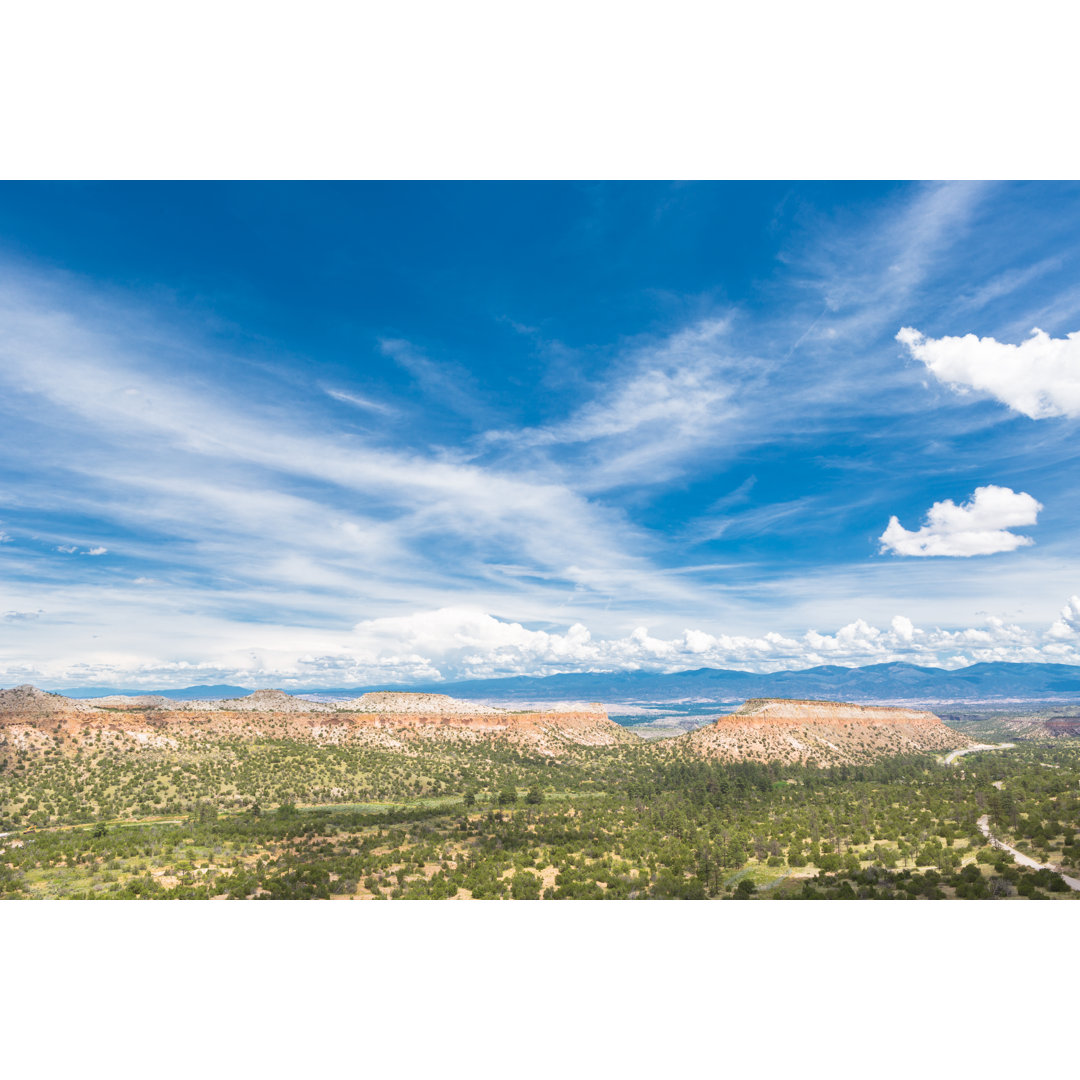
(380, 338, 488, 421)
(56, 545, 78, 554)
(795, 182, 987, 342)
(879, 485, 1042, 557)
(322, 386, 395, 415)
(85, 546, 108, 556)
(484, 317, 747, 488)
(0, 530, 11, 543)
(509, 318, 734, 447)
(9, 601, 1080, 689)
(0, 273, 667, 609)
(1049, 595, 1080, 639)
(329, 605, 1070, 683)
(954, 257, 1063, 312)
(1, 196, 1078, 691)
(897, 325, 1080, 419)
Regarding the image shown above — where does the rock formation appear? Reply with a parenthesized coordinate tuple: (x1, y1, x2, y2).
(682, 698, 970, 766)
(0, 686, 632, 756)
(0, 684, 96, 718)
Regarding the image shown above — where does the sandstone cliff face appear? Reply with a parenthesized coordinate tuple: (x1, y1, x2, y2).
(683, 698, 970, 766)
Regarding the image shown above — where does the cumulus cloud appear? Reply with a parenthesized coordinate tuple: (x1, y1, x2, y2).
(335, 606, 1053, 682)
(9, 598, 1080, 688)
(1049, 595, 1080, 639)
(85, 546, 108, 556)
(879, 485, 1042, 557)
(897, 325, 1080, 419)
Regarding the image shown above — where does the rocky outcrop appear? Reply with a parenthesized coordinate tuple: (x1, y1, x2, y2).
(682, 698, 970, 766)
(1044, 718, 1080, 737)
(0, 685, 95, 719)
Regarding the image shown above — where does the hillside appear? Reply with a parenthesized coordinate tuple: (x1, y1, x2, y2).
(681, 698, 970, 766)
(9, 681, 1080, 904)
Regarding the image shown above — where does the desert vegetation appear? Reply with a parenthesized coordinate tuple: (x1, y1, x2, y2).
(1, 716, 1076, 898)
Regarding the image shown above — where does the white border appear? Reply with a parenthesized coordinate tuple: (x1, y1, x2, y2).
(1, 2, 1078, 178)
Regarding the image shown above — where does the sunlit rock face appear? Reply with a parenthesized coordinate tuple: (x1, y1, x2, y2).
(682, 698, 971, 766)
(0, 686, 633, 758)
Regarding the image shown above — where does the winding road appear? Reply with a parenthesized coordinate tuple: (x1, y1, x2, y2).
(977, 814, 1080, 892)
(944, 742, 1015, 764)
(944, 740, 1080, 892)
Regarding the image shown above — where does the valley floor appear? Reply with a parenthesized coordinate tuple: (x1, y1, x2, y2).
(2, 735, 1078, 899)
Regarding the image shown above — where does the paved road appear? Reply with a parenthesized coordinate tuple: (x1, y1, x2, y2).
(944, 742, 1015, 764)
(977, 814, 1080, 892)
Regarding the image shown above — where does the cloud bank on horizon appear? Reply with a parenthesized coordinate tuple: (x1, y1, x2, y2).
(1, 180, 1080, 687)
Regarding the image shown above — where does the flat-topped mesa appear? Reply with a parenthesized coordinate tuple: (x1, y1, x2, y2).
(0, 686, 632, 754)
(342, 692, 500, 716)
(150, 690, 504, 716)
(87, 694, 172, 708)
(175, 689, 330, 714)
(729, 698, 947, 724)
(683, 697, 970, 767)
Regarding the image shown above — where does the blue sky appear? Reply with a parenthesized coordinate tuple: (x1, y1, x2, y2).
(2, 180, 1080, 688)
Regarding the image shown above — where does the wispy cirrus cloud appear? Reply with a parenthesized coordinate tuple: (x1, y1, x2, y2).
(2, 181, 1080, 689)
(954, 256, 1065, 313)
(0, 266, 708, 631)
(786, 181, 989, 343)
(379, 337, 492, 424)
(483, 317, 771, 492)
(321, 385, 396, 415)
(492, 318, 735, 448)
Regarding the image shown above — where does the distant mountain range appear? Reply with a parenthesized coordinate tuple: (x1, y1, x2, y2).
(55, 684, 254, 701)
(41, 661, 1080, 704)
